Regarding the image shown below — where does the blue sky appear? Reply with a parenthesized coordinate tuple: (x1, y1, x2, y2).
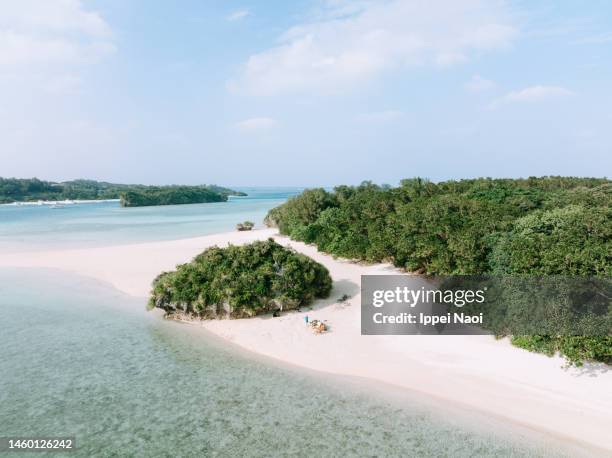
(0, 0, 610, 186)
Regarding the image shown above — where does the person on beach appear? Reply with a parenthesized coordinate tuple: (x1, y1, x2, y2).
(304, 315, 309, 324)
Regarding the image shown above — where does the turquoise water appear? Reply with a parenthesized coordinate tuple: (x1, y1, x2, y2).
(0, 188, 299, 252)
(0, 269, 553, 457)
(0, 189, 583, 456)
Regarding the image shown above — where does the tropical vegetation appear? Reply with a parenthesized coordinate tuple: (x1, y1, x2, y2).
(265, 176, 611, 365)
(148, 239, 332, 319)
(0, 177, 245, 204)
(236, 221, 255, 231)
(119, 186, 227, 207)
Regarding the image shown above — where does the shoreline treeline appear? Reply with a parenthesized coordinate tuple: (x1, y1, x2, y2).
(265, 176, 611, 365)
(0, 177, 246, 204)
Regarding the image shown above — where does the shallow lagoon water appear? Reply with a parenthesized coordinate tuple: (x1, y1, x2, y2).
(0, 188, 299, 252)
(0, 268, 557, 457)
(0, 189, 589, 457)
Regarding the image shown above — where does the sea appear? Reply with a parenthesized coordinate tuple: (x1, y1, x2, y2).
(0, 188, 578, 457)
(0, 188, 299, 253)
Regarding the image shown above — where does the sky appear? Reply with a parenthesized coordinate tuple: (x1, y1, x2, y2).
(0, 0, 610, 186)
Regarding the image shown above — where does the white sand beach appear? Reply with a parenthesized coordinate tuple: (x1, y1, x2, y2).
(2, 228, 611, 453)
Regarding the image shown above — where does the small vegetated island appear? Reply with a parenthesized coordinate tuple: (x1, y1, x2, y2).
(119, 186, 229, 207)
(236, 221, 255, 231)
(0, 177, 246, 205)
(148, 239, 332, 319)
(265, 176, 611, 365)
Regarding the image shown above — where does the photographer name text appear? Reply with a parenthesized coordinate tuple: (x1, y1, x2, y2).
(373, 311, 484, 326)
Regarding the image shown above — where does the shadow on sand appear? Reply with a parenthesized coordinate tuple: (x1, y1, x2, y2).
(565, 361, 610, 378)
(310, 279, 360, 311)
(258, 278, 360, 322)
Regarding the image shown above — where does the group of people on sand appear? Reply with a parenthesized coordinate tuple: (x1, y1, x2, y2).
(271, 308, 330, 334)
(304, 315, 327, 334)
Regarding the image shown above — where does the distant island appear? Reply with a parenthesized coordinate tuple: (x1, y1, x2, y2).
(0, 177, 246, 206)
(119, 186, 229, 207)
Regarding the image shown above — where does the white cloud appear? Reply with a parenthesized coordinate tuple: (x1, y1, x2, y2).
(0, 0, 115, 175)
(227, 9, 250, 22)
(0, 0, 114, 67)
(0, 0, 110, 35)
(357, 110, 404, 123)
(229, 0, 517, 95)
(492, 85, 574, 107)
(42, 74, 82, 94)
(0, 30, 78, 66)
(465, 74, 496, 92)
(435, 52, 468, 67)
(235, 117, 279, 132)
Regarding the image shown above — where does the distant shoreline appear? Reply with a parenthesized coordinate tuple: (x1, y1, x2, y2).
(0, 199, 120, 206)
(0, 196, 251, 207)
(1, 194, 250, 207)
(0, 177, 245, 207)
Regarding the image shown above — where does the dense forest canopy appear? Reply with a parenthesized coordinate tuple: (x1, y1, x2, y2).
(119, 187, 228, 207)
(265, 176, 611, 365)
(148, 239, 332, 319)
(0, 177, 246, 204)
